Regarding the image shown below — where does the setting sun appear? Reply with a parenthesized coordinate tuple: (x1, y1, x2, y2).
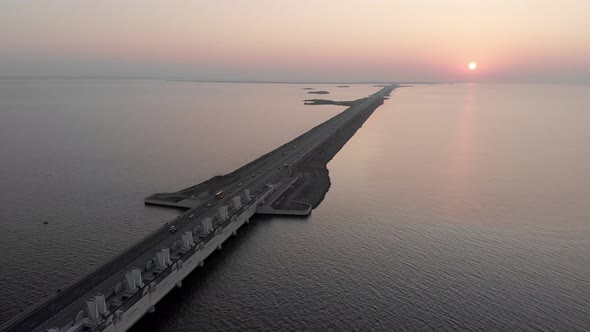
(468, 62, 478, 70)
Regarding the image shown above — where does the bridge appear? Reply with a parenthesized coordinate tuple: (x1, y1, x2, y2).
(1, 85, 395, 332)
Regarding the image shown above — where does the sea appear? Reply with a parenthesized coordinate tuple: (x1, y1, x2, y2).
(0, 80, 589, 331)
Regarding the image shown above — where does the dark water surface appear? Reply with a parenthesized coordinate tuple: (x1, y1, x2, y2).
(0, 80, 375, 325)
(2, 81, 590, 331)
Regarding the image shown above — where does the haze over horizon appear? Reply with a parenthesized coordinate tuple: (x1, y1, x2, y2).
(1, 0, 589, 83)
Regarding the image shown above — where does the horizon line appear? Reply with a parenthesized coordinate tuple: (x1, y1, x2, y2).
(0, 76, 587, 86)
(0, 76, 438, 84)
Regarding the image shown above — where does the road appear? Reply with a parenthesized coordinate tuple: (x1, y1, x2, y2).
(2, 85, 393, 332)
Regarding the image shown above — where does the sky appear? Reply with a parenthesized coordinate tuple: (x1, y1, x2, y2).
(1, 0, 589, 83)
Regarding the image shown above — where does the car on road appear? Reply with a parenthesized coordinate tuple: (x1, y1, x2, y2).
(238, 183, 242, 186)
(206, 203, 211, 207)
(189, 214, 194, 219)
(251, 174, 256, 178)
(168, 226, 177, 233)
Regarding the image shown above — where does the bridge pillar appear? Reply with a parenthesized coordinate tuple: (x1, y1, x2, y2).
(232, 196, 242, 210)
(94, 293, 108, 316)
(187, 231, 195, 246)
(114, 282, 123, 294)
(162, 248, 171, 265)
(75, 310, 85, 324)
(176, 281, 182, 288)
(181, 233, 191, 251)
(132, 268, 144, 288)
(86, 299, 99, 321)
(148, 305, 155, 314)
(201, 217, 213, 234)
(155, 252, 166, 272)
(218, 206, 228, 221)
(217, 244, 222, 250)
(222, 205, 229, 220)
(124, 271, 137, 294)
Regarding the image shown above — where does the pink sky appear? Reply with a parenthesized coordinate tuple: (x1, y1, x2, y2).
(1, 0, 589, 82)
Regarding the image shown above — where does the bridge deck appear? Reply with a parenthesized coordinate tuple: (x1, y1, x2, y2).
(2, 85, 395, 332)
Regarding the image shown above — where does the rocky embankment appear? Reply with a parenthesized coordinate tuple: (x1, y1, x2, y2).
(274, 86, 396, 211)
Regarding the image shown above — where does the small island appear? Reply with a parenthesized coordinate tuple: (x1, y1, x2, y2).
(308, 90, 330, 94)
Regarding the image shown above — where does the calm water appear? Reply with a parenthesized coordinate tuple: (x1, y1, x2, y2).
(1, 81, 590, 331)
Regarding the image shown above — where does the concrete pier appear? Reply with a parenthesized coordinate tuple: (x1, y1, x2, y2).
(0, 85, 395, 332)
